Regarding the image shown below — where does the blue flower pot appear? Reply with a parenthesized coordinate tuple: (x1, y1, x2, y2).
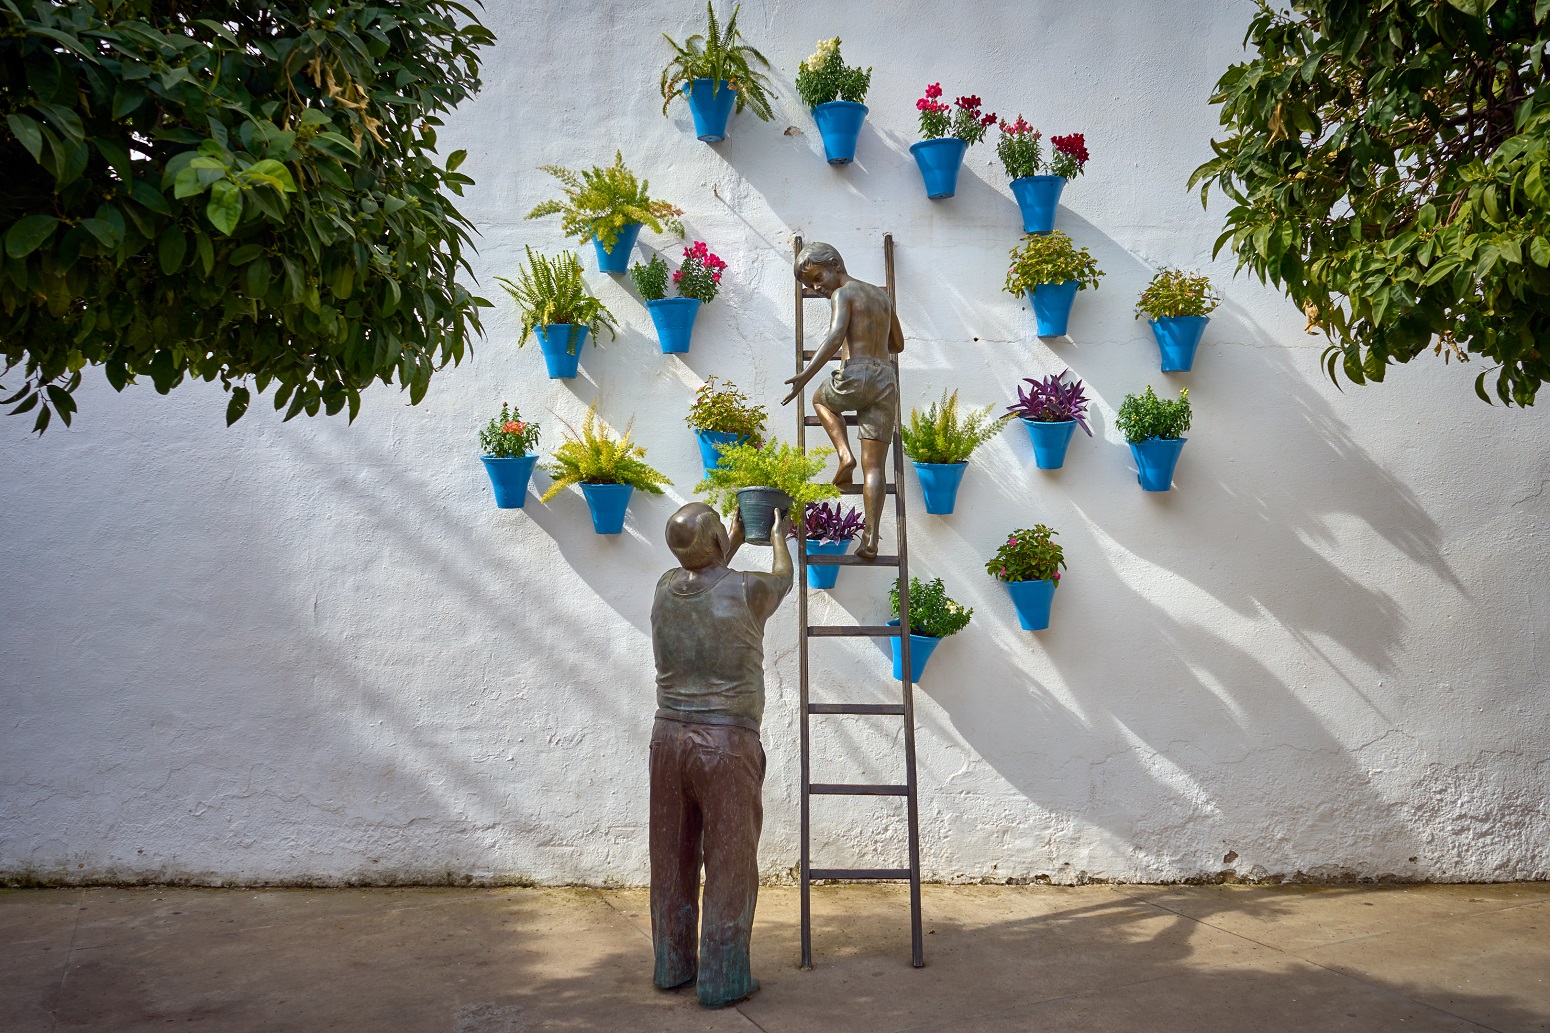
(1026, 281, 1080, 337)
(480, 454, 539, 509)
(803, 538, 854, 589)
(1010, 175, 1066, 234)
(1005, 578, 1057, 631)
(1130, 437, 1187, 492)
(1150, 315, 1210, 372)
(887, 620, 941, 684)
(913, 461, 967, 515)
(694, 429, 748, 472)
(646, 297, 701, 354)
(1021, 418, 1078, 470)
(812, 101, 868, 164)
(685, 78, 737, 142)
(909, 138, 967, 199)
(592, 222, 642, 274)
(580, 482, 634, 534)
(535, 324, 590, 380)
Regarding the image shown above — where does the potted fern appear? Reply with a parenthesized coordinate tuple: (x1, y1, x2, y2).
(496, 247, 618, 380)
(685, 375, 767, 471)
(1115, 386, 1191, 492)
(986, 526, 1066, 632)
(630, 242, 727, 354)
(1004, 232, 1104, 337)
(479, 403, 542, 509)
(1136, 269, 1221, 372)
(1006, 370, 1092, 470)
(910, 84, 996, 198)
(995, 118, 1090, 235)
(659, 2, 774, 143)
(790, 502, 865, 590)
(525, 151, 684, 275)
(541, 404, 672, 534)
(796, 37, 872, 165)
(695, 438, 840, 545)
(887, 576, 972, 683)
(901, 391, 1012, 515)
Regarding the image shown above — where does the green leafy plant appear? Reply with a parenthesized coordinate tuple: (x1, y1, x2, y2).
(524, 151, 683, 250)
(890, 576, 973, 639)
(1136, 269, 1221, 320)
(901, 391, 1013, 465)
(631, 254, 671, 301)
(1004, 232, 1105, 295)
(496, 248, 617, 354)
(1115, 386, 1191, 443)
(915, 84, 996, 145)
(659, 2, 775, 121)
(996, 119, 1090, 181)
(479, 403, 541, 458)
(1, 2, 495, 432)
(694, 439, 840, 515)
(1189, 0, 1550, 406)
(686, 376, 768, 438)
(541, 404, 671, 501)
(795, 37, 871, 109)
(985, 526, 1065, 583)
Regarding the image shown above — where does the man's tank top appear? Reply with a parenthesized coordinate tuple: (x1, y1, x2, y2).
(651, 569, 766, 731)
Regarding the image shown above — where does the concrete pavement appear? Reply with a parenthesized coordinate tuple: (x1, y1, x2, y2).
(2, 882, 1546, 1032)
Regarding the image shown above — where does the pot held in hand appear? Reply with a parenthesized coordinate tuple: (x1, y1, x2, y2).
(736, 486, 791, 546)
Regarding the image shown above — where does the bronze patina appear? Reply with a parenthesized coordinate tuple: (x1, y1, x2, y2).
(648, 502, 793, 1008)
(782, 242, 904, 560)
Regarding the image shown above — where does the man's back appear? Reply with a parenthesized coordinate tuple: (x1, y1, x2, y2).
(651, 568, 784, 730)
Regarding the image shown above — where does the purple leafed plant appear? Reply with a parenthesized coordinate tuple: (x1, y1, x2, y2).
(789, 501, 866, 543)
(1006, 370, 1093, 436)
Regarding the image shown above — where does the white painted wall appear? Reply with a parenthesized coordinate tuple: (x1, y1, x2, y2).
(3, 0, 1547, 887)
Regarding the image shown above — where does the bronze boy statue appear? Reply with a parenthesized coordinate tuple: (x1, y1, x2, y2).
(649, 502, 792, 1008)
(783, 241, 904, 560)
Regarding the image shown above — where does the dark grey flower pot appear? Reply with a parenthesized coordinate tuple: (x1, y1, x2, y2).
(736, 486, 792, 546)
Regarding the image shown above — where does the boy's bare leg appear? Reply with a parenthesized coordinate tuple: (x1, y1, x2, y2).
(856, 437, 890, 560)
(813, 403, 856, 485)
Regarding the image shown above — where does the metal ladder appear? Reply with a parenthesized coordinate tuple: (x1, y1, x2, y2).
(792, 233, 924, 970)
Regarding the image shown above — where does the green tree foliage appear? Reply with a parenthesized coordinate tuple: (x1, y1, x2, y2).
(1191, 0, 1550, 405)
(1, 1, 494, 432)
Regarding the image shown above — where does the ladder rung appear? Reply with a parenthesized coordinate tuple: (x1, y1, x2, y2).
(807, 625, 898, 638)
(837, 483, 896, 495)
(808, 703, 906, 716)
(809, 868, 912, 881)
(801, 289, 825, 299)
(801, 350, 836, 361)
(803, 415, 860, 426)
(809, 783, 910, 796)
(804, 554, 899, 566)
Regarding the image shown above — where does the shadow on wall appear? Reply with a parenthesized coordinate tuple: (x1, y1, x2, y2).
(677, 100, 1468, 876)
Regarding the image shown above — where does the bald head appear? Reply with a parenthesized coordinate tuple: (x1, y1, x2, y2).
(665, 502, 729, 570)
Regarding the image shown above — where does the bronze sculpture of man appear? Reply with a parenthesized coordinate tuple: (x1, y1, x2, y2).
(782, 241, 904, 560)
(649, 502, 792, 1008)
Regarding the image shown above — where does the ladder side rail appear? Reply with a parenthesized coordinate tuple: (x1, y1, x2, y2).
(884, 233, 926, 969)
(794, 235, 814, 971)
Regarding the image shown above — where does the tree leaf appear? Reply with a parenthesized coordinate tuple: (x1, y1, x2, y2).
(6, 213, 60, 257)
(158, 225, 186, 274)
(206, 179, 242, 235)
(6, 113, 43, 161)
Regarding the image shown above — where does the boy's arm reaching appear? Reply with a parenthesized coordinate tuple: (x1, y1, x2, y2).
(782, 293, 851, 405)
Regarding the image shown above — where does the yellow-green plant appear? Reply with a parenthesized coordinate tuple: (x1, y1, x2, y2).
(1003, 232, 1105, 295)
(1136, 269, 1221, 320)
(694, 439, 839, 514)
(659, 2, 775, 120)
(901, 391, 1013, 465)
(541, 404, 671, 501)
(496, 247, 617, 353)
(525, 151, 683, 250)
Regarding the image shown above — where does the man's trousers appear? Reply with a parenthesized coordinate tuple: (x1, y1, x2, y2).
(649, 716, 765, 1008)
